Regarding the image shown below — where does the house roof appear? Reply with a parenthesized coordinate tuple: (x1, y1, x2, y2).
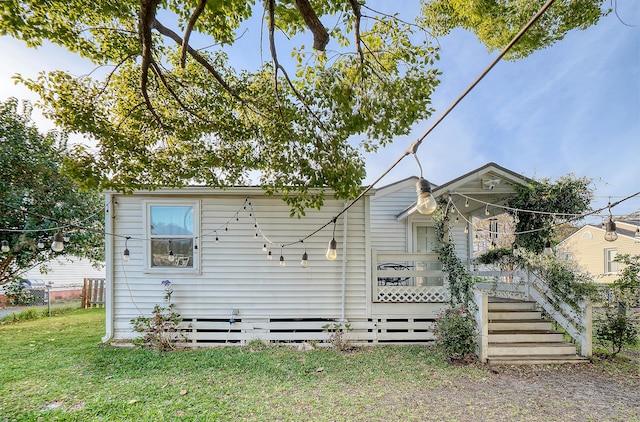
(559, 222, 640, 244)
(396, 162, 531, 219)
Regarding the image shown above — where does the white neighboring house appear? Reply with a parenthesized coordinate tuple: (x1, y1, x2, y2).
(103, 162, 531, 345)
(20, 256, 105, 300)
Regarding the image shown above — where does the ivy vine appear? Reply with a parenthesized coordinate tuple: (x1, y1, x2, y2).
(433, 203, 476, 311)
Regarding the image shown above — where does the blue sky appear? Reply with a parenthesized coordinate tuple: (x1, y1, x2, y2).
(0, 2, 638, 222)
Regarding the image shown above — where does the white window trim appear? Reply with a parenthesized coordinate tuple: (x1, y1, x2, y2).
(142, 199, 201, 274)
(604, 248, 618, 275)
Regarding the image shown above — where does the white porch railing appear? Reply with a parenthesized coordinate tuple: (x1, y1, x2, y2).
(472, 270, 592, 360)
(372, 250, 449, 303)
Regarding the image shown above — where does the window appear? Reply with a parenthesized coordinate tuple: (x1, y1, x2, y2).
(604, 248, 618, 274)
(145, 201, 199, 271)
(563, 252, 573, 261)
(489, 218, 499, 240)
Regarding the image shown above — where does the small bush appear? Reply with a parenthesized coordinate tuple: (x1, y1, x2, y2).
(4, 279, 36, 306)
(433, 307, 477, 362)
(130, 280, 185, 351)
(322, 322, 352, 351)
(594, 308, 639, 357)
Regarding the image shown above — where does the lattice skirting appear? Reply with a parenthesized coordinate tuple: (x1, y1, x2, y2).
(177, 317, 437, 346)
(376, 286, 448, 303)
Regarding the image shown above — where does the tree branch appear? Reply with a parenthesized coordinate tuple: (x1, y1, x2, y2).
(180, 0, 208, 68)
(348, 0, 365, 64)
(151, 18, 247, 104)
(150, 61, 209, 123)
(294, 0, 329, 51)
(138, 0, 164, 126)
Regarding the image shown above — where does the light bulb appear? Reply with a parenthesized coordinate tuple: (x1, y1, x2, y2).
(1, 240, 9, 253)
(543, 240, 553, 256)
(513, 243, 520, 257)
(123, 248, 130, 261)
(51, 232, 64, 252)
(635, 228, 640, 238)
(604, 218, 618, 242)
(267, 250, 273, 260)
(464, 198, 469, 208)
(215, 236, 219, 244)
(63, 233, 70, 243)
(484, 205, 490, 216)
(416, 178, 437, 215)
(489, 241, 496, 251)
(326, 238, 337, 261)
(279, 255, 285, 267)
(37, 239, 45, 249)
(464, 225, 469, 234)
(263, 244, 268, 252)
(168, 250, 175, 262)
(300, 252, 308, 268)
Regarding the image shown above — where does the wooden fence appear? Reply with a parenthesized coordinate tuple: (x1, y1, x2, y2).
(82, 278, 106, 308)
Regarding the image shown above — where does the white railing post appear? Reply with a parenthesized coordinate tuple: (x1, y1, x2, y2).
(473, 288, 489, 363)
(581, 300, 592, 357)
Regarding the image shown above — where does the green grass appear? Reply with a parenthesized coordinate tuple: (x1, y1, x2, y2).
(0, 309, 638, 421)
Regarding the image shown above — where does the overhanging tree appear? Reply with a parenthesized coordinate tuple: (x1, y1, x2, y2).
(0, 1, 610, 213)
(0, 98, 104, 286)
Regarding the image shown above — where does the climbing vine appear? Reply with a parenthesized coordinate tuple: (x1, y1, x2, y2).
(433, 203, 476, 310)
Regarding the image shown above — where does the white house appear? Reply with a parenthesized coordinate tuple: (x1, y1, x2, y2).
(103, 163, 534, 346)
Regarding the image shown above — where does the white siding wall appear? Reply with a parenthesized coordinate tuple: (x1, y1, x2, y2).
(110, 191, 368, 340)
(21, 256, 105, 288)
(370, 179, 417, 252)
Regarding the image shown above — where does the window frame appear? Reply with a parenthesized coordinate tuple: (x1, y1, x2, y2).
(142, 200, 200, 274)
(604, 248, 618, 274)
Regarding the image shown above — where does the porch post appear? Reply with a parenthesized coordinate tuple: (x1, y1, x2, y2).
(473, 288, 489, 362)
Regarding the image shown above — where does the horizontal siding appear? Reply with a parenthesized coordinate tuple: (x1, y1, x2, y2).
(111, 193, 367, 340)
(370, 180, 417, 252)
(22, 256, 105, 288)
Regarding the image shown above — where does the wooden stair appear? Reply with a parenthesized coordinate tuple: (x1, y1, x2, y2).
(487, 298, 588, 365)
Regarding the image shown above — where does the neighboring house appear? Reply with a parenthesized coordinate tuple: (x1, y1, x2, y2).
(103, 163, 532, 345)
(558, 220, 640, 284)
(21, 256, 105, 289)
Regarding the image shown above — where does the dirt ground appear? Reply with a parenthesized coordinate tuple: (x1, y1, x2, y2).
(397, 352, 640, 422)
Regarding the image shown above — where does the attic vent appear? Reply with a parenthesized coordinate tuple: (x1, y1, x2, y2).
(582, 231, 592, 240)
(482, 178, 501, 190)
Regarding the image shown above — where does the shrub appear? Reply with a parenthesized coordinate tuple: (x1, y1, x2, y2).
(4, 279, 36, 306)
(594, 308, 639, 357)
(130, 280, 185, 351)
(433, 307, 477, 362)
(322, 322, 352, 351)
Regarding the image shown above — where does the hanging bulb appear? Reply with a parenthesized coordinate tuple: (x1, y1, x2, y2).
(450, 206, 456, 214)
(215, 236, 219, 244)
(267, 250, 273, 260)
(489, 241, 496, 251)
(51, 232, 64, 252)
(416, 178, 437, 215)
(279, 255, 286, 267)
(326, 238, 337, 261)
(464, 198, 469, 208)
(604, 217, 618, 242)
(635, 227, 640, 238)
(63, 233, 70, 243)
(168, 250, 175, 262)
(300, 252, 308, 268)
(455, 216, 459, 223)
(484, 205, 490, 216)
(194, 244, 198, 252)
(513, 243, 520, 257)
(543, 240, 553, 256)
(263, 243, 268, 252)
(464, 225, 469, 234)
(474, 233, 479, 243)
(1, 240, 9, 253)
(37, 239, 45, 249)
(123, 248, 130, 261)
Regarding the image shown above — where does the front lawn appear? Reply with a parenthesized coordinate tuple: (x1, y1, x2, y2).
(1, 309, 638, 421)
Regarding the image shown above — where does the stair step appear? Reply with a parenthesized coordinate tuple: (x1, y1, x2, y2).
(489, 330, 565, 343)
(489, 320, 553, 331)
(488, 300, 536, 311)
(488, 342, 578, 357)
(488, 310, 543, 320)
(487, 355, 589, 365)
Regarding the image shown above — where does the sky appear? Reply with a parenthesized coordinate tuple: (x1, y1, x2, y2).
(0, 1, 639, 223)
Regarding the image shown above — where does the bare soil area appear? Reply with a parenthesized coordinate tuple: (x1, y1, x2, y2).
(396, 354, 640, 422)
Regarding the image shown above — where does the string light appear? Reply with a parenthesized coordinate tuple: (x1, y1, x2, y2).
(267, 250, 273, 260)
(464, 198, 469, 208)
(1, 240, 9, 253)
(513, 242, 520, 257)
(279, 247, 285, 267)
(123, 236, 131, 261)
(604, 201, 618, 242)
(37, 238, 45, 249)
(63, 233, 70, 243)
(167, 240, 175, 262)
(301, 252, 308, 268)
(326, 218, 338, 261)
(543, 240, 553, 256)
(51, 232, 64, 252)
(484, 204, 490, 216)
